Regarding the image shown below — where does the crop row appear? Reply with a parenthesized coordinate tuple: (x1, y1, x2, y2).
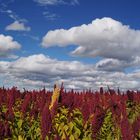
(0, 86, 140, 140)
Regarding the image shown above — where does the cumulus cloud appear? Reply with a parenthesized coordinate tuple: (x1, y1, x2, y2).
(42, 17, 140, 62)
(0, 54, 140, 90)
(96, 56, 140, 72)
(0, 54, 95, 89)
(5, 21, 31, 31)
(41, 17, 140, 72)
(0, 34, 21, 58)
(95, 59, 126, 72)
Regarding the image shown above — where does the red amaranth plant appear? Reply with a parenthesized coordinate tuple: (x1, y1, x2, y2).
(127, 90, 134, 102)
(0, 121, 4, 138)
(41, 103, 52, 140)
(132, 116, 140, 138)
(3, 121, 11, 138)
(0, 86, 140, 139)
(21, 93, 31, 115)
(120, 116, 134, 140)
(92, 108, 106, 139)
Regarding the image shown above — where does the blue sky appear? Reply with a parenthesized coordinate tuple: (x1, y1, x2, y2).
(0, 0, 140, 90)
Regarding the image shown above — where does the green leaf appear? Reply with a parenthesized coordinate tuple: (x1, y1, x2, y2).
(61, 132, 66, 140)
(63, 125, 69, 132)
(69, 122, 74, 131)
(69, 135, 75, 140)
(73, 127, 81, 138)
(17, 119, 23, 128)
(18, 135, 23, 140)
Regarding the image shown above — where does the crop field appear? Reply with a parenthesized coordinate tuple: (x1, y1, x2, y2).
(0, 85, 140, 140)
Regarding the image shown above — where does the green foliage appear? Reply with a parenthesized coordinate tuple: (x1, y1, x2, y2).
(126, 100, 140, 124)
(52, 106, 92, 140)
(26, 117, 41, 140)
(126, 100, 140, 139)
(97, 110, 121, 140)
(2, 101, 41, 140)
(9, 111, 27, 140)
(1, 104, 8, 113)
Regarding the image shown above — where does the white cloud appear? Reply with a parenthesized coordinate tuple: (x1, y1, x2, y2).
(70, 0, 79, 5)
(43, 11, 58, 20)
(95, 57, 140, 72)
(33, 0, 79, 6)
(41, 17, 140, 73)
(0, 54, 96, 89)
(0, 54, 140, 90)
(42, 17, 140, 62)
(95, 58, 126, 72)
(0, 34, 21, 57)
(33, 0, 64, 5)
(33, 0, 78, 20)
(0, 7, 27, 23)
(0, 2, 30, 31)
(5, 21, 31, 31)
(18, 33, 40, 41)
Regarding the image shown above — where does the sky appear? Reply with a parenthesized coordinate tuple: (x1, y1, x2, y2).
(0, 0, 140, 90)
